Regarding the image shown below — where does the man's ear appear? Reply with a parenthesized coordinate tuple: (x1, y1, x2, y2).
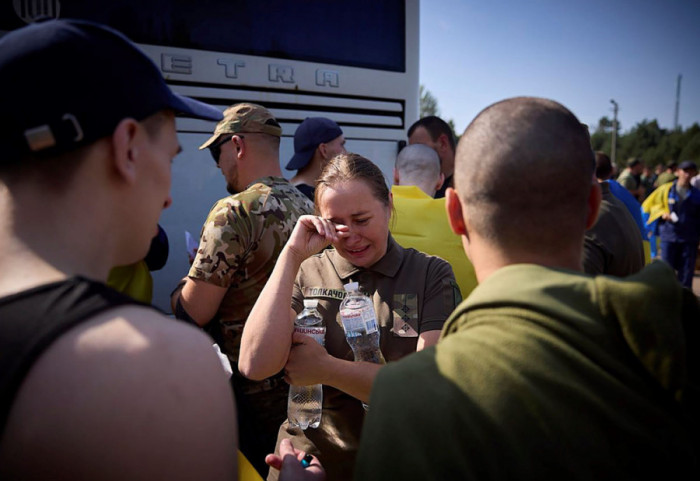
(445, 187, 466, 236)
(437, 133, 450, 156)
(436, 172, 445, 191)
(393, 168, 400, 185)
(111, 118, 140, 185)
(318, 142, 329, 160)
(233, 134, 245, 160)
(585, 180, 603, 230)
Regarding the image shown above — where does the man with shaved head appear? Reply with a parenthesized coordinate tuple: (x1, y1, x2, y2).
(448, 98, 598, 263)
(394, 143, 445, 196)
(391, 144, 477, 296)
(356, 97, 698, 480)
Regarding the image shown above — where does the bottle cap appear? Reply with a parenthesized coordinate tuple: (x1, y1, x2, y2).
(343, 281, 359, 292)
(303, 299, 319, 308)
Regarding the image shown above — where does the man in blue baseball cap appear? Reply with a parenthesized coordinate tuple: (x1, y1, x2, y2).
(0, 19, 242, 479)
(287, 117, 346, 200)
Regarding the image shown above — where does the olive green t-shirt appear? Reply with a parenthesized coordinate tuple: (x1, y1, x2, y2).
(356, 262, 698, 480)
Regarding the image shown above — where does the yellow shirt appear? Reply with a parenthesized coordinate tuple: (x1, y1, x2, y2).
(238, 451, 263, 481)
(106, 260, 153, 304)
(390, 185, 477, 297)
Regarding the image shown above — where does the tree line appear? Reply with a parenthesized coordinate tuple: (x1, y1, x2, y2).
(421, 86, 700, 170)
(590, 117, 700, 170)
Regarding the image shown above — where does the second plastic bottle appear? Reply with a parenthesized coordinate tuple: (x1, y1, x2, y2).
(339, 282, 386, 365)
(287, 299, 326, 430)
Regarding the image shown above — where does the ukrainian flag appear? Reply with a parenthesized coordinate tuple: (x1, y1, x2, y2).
(641, 182, 673, 260)
(607, 180, 652, 264)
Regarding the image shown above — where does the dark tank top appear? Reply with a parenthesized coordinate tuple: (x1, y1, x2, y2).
(0, 277, 149, 435)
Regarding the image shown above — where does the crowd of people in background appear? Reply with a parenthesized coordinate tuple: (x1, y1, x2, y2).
(1, 18, 698, 481)
(605, 155, 700, 288)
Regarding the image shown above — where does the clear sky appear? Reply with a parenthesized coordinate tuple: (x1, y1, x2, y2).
(419, 0, 700, 135)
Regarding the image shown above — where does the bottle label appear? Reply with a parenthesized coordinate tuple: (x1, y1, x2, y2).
(295, 325, 326, 346)
(340, 309, 364, 335)
(361, 308, 378, 334)
(341, 308, 378, 335)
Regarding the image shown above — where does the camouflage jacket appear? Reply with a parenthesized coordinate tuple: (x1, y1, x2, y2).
(189, 176, 314, 365)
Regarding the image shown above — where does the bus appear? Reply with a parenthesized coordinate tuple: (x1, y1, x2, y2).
(0, 0, 420, 311)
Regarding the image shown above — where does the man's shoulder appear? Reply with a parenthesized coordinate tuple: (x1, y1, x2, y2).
(442, 265, 601, 332)
(391, 189, 453, 244)
(392, 186, 443, 207)
(1, 305, 237, 479)
(206, 179, 312, 228)
(267, 178, 315, 212)
(64, 305, 214, 354)
(213, 181, 274, 210)
(240, 177, 314, 215)
(8, 303, 226, 419)
(293, 182, 315, 200)
(391, 185, 433, 199)
(237, 179, 314, 235)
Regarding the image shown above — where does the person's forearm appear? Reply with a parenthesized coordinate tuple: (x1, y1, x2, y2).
(239, 247, 304, 380)
(319, 356, 383, 403)
(170, 278, 208, 327)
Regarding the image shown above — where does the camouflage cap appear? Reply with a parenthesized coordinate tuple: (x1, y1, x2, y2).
(199, 102, 281, 150)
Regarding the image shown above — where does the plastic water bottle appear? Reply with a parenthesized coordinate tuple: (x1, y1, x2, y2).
(339, 282, 386, 365)
(287, 299, 325, 430)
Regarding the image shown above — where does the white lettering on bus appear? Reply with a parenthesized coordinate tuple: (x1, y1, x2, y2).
(217, 59, 246, 79)
(161, 54, 192, 74)
(316, 69, 339, 88)
(268, 64, 294, 83)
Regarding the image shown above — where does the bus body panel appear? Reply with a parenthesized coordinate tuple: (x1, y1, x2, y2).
(0, 0, 419, 311)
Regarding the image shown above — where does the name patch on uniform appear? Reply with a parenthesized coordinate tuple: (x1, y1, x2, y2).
(303, 287, 346, 300)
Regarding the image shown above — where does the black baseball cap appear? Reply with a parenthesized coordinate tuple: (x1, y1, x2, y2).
(286, 117, 343, 170)
(0, 19, 223, 159)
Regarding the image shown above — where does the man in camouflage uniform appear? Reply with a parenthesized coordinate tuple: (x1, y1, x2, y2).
(170, 103, 314, 475)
